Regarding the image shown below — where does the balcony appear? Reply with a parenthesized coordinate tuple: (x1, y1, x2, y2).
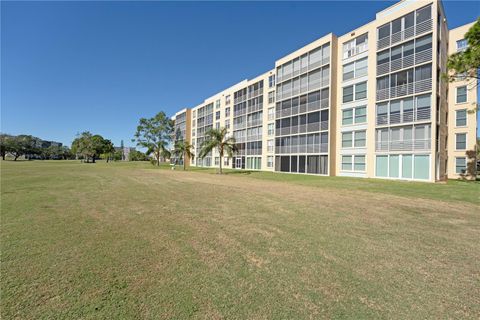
(247, 103, 263, 114)
(248, 88, 263, 99)
(376, 78, 432, 101)
(276, 121, 328, 137)
(377, 49, 432, 76)
(376, 139, 431, 151)
(377, 19, 432, 50)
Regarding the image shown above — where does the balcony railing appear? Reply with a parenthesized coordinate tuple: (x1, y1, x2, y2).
(247, 119, 262, 127)
(376, 107, 430, 126)
(247, 103, 263, 114)
(234, 96, 246, 105)
(377, 19, 432, 50)
(376, 78, 432, 101)
(377, 49, 432, 76)
(375, 139, 431, 151)
(275, 144, 328, 154)
(276, 121, 328, 137)
(248, 88, 263, 99)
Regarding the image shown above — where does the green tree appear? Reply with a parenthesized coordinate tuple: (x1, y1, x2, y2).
(446, 18, 480, 82)
(71, 132, 111, 163)
(199, 127, 236, 174)
(173, 140, 195, 170)
(128, 150, 148, 161)
(8, 135, 38, 161)
(133, 111, 173, 166)
(0, 134, 13, 160)
(102, 139, 115, 162)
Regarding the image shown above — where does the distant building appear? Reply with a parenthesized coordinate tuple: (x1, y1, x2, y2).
(115, 146, 135, 161)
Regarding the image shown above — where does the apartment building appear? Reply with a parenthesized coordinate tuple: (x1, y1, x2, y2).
(171, 108, 192, 167)
(171, 0, 477, 182)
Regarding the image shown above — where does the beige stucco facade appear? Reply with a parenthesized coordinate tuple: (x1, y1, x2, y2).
(170, 0, 477, 182)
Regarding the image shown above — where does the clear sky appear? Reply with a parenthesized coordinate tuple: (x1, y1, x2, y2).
(2, 1, 479, 147)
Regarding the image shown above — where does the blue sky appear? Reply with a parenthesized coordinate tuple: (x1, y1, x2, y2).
(2, 1, 479, 147)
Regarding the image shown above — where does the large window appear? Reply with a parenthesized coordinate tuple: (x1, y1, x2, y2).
(455, 157, 466, 174)
(267, 156, 273, 168)
(268, 123, 274, 136)
(342, 58, 368, 81)
(343, 82, 367, 103)
(456, 86, 467, 103)
(456, 133, 466, 150)
(268, 91, 275, 104)
(342, 109, 353, 125)
(376, 154, 429, 180)
(341, 155, 365, 172)
(268, 75, 276, 88)
(343, 33, 368, 59)
(456, 39, 468, 52)
(342, 130, 366, 148)
(456, 109, 467, 127)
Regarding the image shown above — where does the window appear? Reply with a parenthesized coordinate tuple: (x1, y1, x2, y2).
(224, 157, 229, 166)
(225, 119, 230, 129)
(456, 39, 468, 52)
(416, 5, 431, 24)
(342, 109, 353, 125)
(354, 130, 366, 147)
(355, 106, 367, 123)
(343, 82, 367, 103)
(225, 95, 231, 105)
(343, 86, 354, 103)
(354, 155, 366, 171)
(267, 139, 274, 152)
(355, 82, 367, 100)
(268, 123, 274, 136)
(215, 99, 221, 109)
(378, 24, 390, 41)
(225, 107, 230, 118)
(456, 133, 466, 150)
(268, 107, 275, 121)
(456, 110, 467, 127)
(456, 86, 467, 103)
(215, 122, 220, 130)
(343, 62, 354, 81)
(268, 91, 275, 104)
(342, 132, 353, 148)
(215, 111, 220, 120)
(342, 58, 368, 81)
(342, 155, 352, 170)
(215, 157, 220, 165)
(342, 33, 368, 59)
(267, 156, 273, 168)
(455, 157, 466, 174)
(269, 75, 276, 88)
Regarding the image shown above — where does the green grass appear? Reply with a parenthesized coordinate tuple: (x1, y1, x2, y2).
(2, 160, 479, 319)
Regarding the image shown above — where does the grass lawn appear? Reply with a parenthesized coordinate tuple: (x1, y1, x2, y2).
(1, 160, 479, 319)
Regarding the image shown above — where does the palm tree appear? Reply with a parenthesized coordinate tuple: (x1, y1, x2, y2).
(174, 140, 195, 171)
(199, 127, 237, 174)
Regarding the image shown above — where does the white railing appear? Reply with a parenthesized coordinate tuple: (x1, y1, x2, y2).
(376, 78, 432, 101)
(377, 19, 432, 50)
(376, 139, 431, 151)
(246, 134, 262, 141)
(275, 144, 328, 154)
(377, 49, 432, 76)
(247, 119, 262, 127)
(247, 103, 263, 114)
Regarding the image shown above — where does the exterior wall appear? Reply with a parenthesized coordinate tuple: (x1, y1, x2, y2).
(171, 0, 477, 182)
(447, 22, 478, 179)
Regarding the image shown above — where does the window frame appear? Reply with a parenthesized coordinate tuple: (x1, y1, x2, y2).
(456, 86, 467, 104)
(455, 133, 467, 150)
(455, 109, 467, 127)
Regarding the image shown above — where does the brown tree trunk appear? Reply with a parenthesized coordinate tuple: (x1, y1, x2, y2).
(219, 149, 223, 174)
(183, 151, 186, 171)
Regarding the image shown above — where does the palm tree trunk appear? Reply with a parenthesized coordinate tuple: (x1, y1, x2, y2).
(219, 149, 223, 174)
(183, 150, 186, 170)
